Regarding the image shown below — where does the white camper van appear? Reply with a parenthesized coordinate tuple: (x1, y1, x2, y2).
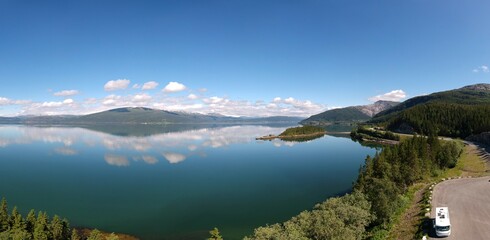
(434, 207, 451, 237)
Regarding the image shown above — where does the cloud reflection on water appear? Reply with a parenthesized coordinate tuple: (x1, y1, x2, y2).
(104, 154, 130, 167)
(54, 147, 78, 156)
(0, 125, 298, 166)
(162, 152, 186, 164)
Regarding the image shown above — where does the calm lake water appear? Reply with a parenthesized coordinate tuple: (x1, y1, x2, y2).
(0, 125, 375, 240)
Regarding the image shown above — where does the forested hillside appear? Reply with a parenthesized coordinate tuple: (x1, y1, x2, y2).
(371, 84, 490, 138)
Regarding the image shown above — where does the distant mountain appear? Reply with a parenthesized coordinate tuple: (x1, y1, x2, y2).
(370, 83, 490, 138)
(301, 100, 399, 125)
(0, 107, 304, 125)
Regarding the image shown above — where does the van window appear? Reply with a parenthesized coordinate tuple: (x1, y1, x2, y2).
(436, 226, 450, 231)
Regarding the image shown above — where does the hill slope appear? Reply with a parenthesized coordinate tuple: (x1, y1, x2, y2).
(301, 100, 398, 125)
(370, 83, 490, 138)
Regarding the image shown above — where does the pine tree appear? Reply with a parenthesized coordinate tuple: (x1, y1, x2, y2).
(26, 209, 37, 233)
(11, 207, 26, 230)
(70, 229, 81, 240)
(61, 218, 71, 240)
(87, 229, 103, 240)
(50, 215, 64, 240)
(207, 227, 223, 240)
(0, 197, 9, 232)
(33, 211, 49, 240)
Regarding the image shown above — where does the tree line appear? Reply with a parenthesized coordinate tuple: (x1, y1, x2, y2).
(245, 133, 462, 239)
(386, 103, 490, 138)
(350, 126, 400, 142)
(0, 198, 119, 240)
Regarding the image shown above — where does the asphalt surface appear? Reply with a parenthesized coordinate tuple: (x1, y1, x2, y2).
(430, 176, 490, 239)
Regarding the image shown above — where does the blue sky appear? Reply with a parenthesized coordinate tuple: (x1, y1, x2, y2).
(0, 0, 489, 116)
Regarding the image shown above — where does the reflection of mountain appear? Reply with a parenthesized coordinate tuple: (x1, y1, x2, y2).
(0, 125, 299, 167)
(80, 123, 300, 137)
(81, 124, 218, 137)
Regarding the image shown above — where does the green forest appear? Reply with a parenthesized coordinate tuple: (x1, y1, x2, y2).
(385, 103, 490, 138)
(350, 127, 400, 142)
(246, 134, 462, 240)
(0, 199, 118, 240)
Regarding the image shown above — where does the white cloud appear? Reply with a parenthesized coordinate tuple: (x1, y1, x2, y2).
(132, 84, 140, 89)
(0, 97, 30, 106)
(267, 103, 277, 108)
(473, 65, 489, 73)
(104, 79, 130, 91)
(102, 95, 120, 106)
(196, 95, 325, 117)
(84, 98, 98, 104)
(163, 152, 186, 164)
(5, 81, 326, 117)
(203, 96, 228, 104)
(53, 90, 79, 97)
(142, 81, 159, 90)
(163, 82, 187, 93)
(160, 103, 204, 112)
(42, 99, 73, 107)
(284, 97, 295, 104)
(41, 102, 63, 107)
(368, 90, 406, 102)
(132, 93, 152, 102)
(13, 100, 31, 105)
(188, 94, 198, 100)
(104, 154, 130, 167)
(0, 97, 10, 105)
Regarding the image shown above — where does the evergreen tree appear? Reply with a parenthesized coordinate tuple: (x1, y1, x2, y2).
(33, 212, 49, 240)
(207, 227, 223, 240)
(87, 229, 103, 240)
(50, 215, 64, 240)
(26, 209, 37, 233)
(0, 197, 9, 232)
(61, 218, 71, 240)
(70, 229, 81, 240)
(10, 207, 26, 231)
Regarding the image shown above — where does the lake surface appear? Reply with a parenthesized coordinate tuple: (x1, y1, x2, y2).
(0, 125, 375, 240)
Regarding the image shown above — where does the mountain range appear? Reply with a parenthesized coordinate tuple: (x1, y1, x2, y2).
(300, 100, 399, 125)
(0, 107, 304, 125)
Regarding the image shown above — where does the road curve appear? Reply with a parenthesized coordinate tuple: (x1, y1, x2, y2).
(430, 176, 490, 239)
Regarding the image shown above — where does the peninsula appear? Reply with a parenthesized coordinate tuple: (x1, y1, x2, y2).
(256, 125, 326, 140)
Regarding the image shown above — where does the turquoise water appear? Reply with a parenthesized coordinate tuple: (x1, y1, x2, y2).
(0, 125, 375, 240)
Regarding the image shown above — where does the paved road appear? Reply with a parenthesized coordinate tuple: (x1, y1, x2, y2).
(430, 177, 490, 239)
